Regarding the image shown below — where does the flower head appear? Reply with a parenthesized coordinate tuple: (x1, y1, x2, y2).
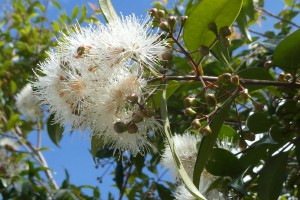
(16, 83, 41, 119)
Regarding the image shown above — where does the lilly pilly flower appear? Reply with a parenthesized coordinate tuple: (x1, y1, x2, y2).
(16, 83, 41, 120)
(161, 132, 225, 199)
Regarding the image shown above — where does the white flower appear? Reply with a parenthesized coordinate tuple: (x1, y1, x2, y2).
(0, 138, 19, 150)
(161, 132, 225, 199)
(16, 83, 41, 119)
(174, 183, 195, 200)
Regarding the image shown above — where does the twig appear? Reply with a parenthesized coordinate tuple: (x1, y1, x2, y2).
(259, 8, 300, 28)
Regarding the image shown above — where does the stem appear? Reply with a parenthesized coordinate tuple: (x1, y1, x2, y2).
(150, 75, 300, 88)
(118, 162, 134, 200)
(37, 118, 42, 149)
(259, 8, 300, 28)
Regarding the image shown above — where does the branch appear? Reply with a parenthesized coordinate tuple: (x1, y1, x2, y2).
(259, 8, 300, 28)
(150, 75, 300, 88)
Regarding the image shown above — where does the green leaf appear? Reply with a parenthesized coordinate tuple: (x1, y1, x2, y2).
(210, 40, 232, 70)
(90, 134, 112, 159)
(206, 148, 243, 176)
(218, 124, 238, 142)
(258, 152, 288, 200)
(115, 160, 123, 191)
(47, 114, 63, 147)
(183, 0, 243, 59)
(156, 183, 173, 200)
(237, 67, 274, 91)
(295, 140, 300, 167)
(193, 89, 237, 188)
(71, 6, 79, 20)
(161, 83, 206, 200)
(236, 8, 252, 41)
(51, 1, 61, 9)
(246, 112, 272, 133)
(273, 28, 300, 73)
(98, 0, 119, 23)
(149, 80, 181, 109)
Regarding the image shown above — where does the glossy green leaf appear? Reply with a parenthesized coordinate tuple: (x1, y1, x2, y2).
(156, 183, 173, 200)
(46, 114, 63, 147)
(71, 6, 79, 20)
(183, 0, 242, 59)
(193, 89, 237, 188)
(161, 83, 206, 200)
(218, 124, 238, 142)
(246, 112, 272, 133)
(236, 8, 252, 41)
(115, 160, 123, 191)
(238, 67, 274, 91)
(206, 148, 243, 176)
(258, 152, 288, 200)
(98, 0, 119, 23)
(210, 40, 232, 70)
(273, 28, 300, 73)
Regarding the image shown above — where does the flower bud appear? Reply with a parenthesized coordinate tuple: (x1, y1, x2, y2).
(244, 132, 256, 141)
(127, 123, 138, 134)
(199, 45, 209, 57)
(184, 107, 197, 116)
(208, 22, 218, 36)
(264, 60, 273, 70)
(217, 73, 231, 84)
(285, 73, 292, 80)
(205, 93, 217, 107)
(180, 16, 188, 26)
(126, 94, 139, 104)
(157, 10, 165, 18)
(159, 21, 169, 32)
(183, 96, 194, 107)
(296, 100, 300, 108)
(220, 37, 231, 47)
(162, 51, 173, 62)
(142, 108, 156, 118)
(219, 26, 232, 37)
(239, 139, 247, 150)
(239, 89, 249, 100)
(192, 118, 202, 129)
(231, 75, 240, 85)
(167, 16, 176, 31)
(149, 8, 158, 18)
(114, 122, 127, 133)
(201, 126, 212, 136)
(278, 73, 285, 81)
(132, 112, 144, 123)
(252, 101, 265, 112)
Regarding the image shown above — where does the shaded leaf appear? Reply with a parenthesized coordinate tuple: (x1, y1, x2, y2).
(47, 114, 63, 147)
(246, 112, 272, 133)
(98, 0, 119, 23)
(115, 160, 123, 191)
(156, 183, 173, 200)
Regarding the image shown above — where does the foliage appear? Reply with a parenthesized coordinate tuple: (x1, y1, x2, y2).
(1, 0, 300, 199)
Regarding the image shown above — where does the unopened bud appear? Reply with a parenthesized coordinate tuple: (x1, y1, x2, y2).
(239, 139, 247, 150)
(127, 123, 138, 134)
(162, 51, 173, 62)
(192, 118, 202, 129)
(219, 26, 232, 37)
(244, 132, 255, 141)
(132, 112, 144, 123)
(157, 10, 165, 18)
(296, 100, 300, 108)
(149, 8, 158, 18)
(220, 37, 231, 47)
(201, 126, 212, 136)
(199, 45, 209, 57)
(159, 21, 169, 32)
(126, 94, 139, 104)
(114, 122, 127, 133)
(278, 73, 285, 81)
(180, 16, 188, 26)
(264, 60, 273, 70)
(205, 93, 217, 107)
(231, 75, 240, 85)
(183, 96, 195, 107)
(239, 89, 249, 100)
(252, 101, 265, 112)
(285, 73, 292, 80)
(168, 16, 176, 31)
(217, 73, 231, 84)
(208, 22, 218, 36)
(143, 108, 156, 118)
(184, 107, 197, 116)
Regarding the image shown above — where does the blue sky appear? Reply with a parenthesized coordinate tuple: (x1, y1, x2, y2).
(27, 0, 298, 199)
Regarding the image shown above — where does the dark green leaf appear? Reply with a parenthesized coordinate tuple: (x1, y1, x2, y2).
(47, 114, 63, 147)
(183, 0, 243, 59)
(115, 160, 124, 191)
(193, 90, 237, 188)
(295, 139, 300, 167)
(273, 28, 300, 73)
(98, 0, 119, 23)
(156, 183, 173, 200)
(218, 124, 238, 142)
(210, 40, 232, 70)
(246, 112, 272, 133)
(258, 152, 288, 200)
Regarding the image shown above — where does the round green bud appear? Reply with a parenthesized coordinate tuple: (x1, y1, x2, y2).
(159, 21, 169, 32)
(142, 108, 156, 118)
(192, 118, 202, 129)
(231, 75, 240, 86)
(217, 73, 231, 84)
(180, 16, 188, 26)
(162, 51, 173, 62)
(244, 132, 256, 141)
(127, 123, 138, 134)
(252, 101, 265, 112)
(199, 45, 209, 57)
(220, 37, 231, 47)
(239, 89, 249, 100)
(114, 122, 127, 133)
(264, 60, 273, 70)
(157, 10, 165, 18)
(167, 16, 176, 31)
(149, 8, 158, 18)
(205, 93, 217, 107)
(219, 26, 232, 37)
(201, 126, 212, 136)
(184, 107, 197, 116)
(126, 94, 139, 104)
(132, 112, 144, 123)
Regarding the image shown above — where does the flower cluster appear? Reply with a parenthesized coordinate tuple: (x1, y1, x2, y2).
(161, 132, 225, 200)
(33, 15, 167, 156)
